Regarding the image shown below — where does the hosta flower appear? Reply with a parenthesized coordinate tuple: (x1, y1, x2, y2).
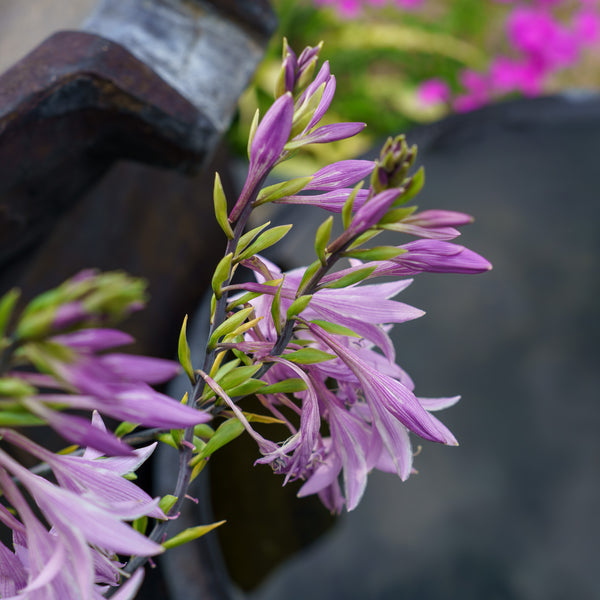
(18, 327, 210, 454)
(0, 414, 163, 598)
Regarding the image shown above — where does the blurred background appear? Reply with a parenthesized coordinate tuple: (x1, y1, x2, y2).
(1, 1, 599, 599)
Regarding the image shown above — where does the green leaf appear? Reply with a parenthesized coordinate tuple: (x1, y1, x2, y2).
(193, 424, 215, 440)
(0, 412, 45, 426)
(0, 378, 36, 397)
(178, 315, 195, 384)
(158, 495, 178, 516)
(244, 412, 285, 424)
(162, 521, 226, 550)
(347, 229, 381, 250)
(392, 166, 424, 206)
(236, 222, 270, 256)
(208, 307, 254, 349)
(195, 418, 245, 460)
(270, 278, 284, 335)
(214, 173, 234, 239)
(226, 291, 262, 311)
(322, 266, 376, 289)
(236, 225, 293, 261)
(378, 205, 417, 225)
(297, 259, 321, 296)
(247, 108, 259, 159)
(0, 288, 20, 338)
(226, 379, 267, 397)
(286, 295, 312, 320)
(216, 364, 262, 392)
(259, 378, 308, 394)
(342, 183, 363, 230)
(309, 319, 360, 338)
(255, 176, 313, 205)
(15, 307, 56, 340)
(114, 421, 139, 438)
(211, 253, 233, 300)
(315, 216, 333, 265)
(290, 82, 326, 138)
(283, 348, 336, 364)
(343, 246, 407, 261)
(157, 432, 178, 449)
(132, 515, 148, 535)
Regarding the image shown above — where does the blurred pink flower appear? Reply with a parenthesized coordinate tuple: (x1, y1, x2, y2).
(417, 78, 451, 105)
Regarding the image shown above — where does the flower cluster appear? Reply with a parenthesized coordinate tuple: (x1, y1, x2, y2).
(416, 0, 600, 110)
(314, 0, 423, 19)
(0, 271, 209, 598)
(189, 42, 491, 513)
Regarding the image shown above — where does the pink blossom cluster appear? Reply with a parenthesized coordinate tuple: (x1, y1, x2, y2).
(418, 0, 600, 111)
(314, 0, 423, 19)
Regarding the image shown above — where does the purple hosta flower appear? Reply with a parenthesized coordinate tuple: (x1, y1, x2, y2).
(231, 257, 465, 511)
(393, 209, 473, 240)
(53, 301, 90, 330)
(0, 416, 162, 598)
(29, 327, 211, 453)
(230, 93, 295, 221)
(274, 187, 371, 212)
(274, 160, 374, 212)
(320, 240, 492, 285)
(298, 378, 370, 511)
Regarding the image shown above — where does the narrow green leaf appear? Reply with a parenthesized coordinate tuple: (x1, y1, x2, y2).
(236, 222, 270, 256)
(178, 315, 195, 383)
(132, 516, 148, 535)
(212, 358, 241, 381)
(0, 289, 20, 338)
(162, 521, 226, 550)
(297, 259, 321, 296)
(283, 348, 336, 364)
(208, 307, 254, 349)
(114, 421, 138, 438)
(343, 246, 407, 261)
(158, 495, 178, 516)
(315, 216, 333, 265)
(291, 82, 325, 138)
(259, 378, 308, 394)
(309, 319, 360, 338)
(236, 225, 293, 261)
(214, 173, 234, 239)
(0, 378, 36, 397)
(211, 253, 233, 300)
(157, 433, 178, 449)
(322, 266, 376, 289)
(270, 278, 284, 335)
(216, 364, 262, 392)
(195, 418, 245, 460)
(347, 229, 381, 250)
(287, 295, 312, 320)
(392, 166, 424, 206)
(0, 412, 45, 426)
(194, 424, 215, 440)
(342, 183, 363, 230)
(244, 412, 285, 424)
(226, 379, 267, 397)
(247, 108, 260, 159)
(255, 176, 313, 206)
(226, 291, 261, 311)
(378, 205, 417, 225)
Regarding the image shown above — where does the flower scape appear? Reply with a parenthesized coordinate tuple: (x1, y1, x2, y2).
(0, 41, 490, 598)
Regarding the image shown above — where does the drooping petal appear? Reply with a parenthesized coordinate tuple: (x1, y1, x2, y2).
(98, 353, 180, 384)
